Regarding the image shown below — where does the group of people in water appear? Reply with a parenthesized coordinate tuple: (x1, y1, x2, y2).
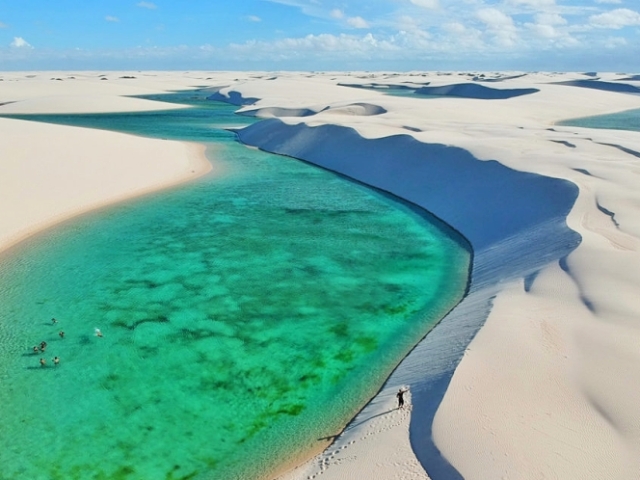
(32, 317, 103, 367)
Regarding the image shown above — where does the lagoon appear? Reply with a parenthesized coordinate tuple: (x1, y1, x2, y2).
(0, 93, 470, 479)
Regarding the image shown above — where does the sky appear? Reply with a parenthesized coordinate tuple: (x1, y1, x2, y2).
(0, 0, 639, 71)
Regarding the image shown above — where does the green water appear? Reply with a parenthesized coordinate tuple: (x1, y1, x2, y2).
(557, 108, 640, 132)
(0, 93, 471, 480)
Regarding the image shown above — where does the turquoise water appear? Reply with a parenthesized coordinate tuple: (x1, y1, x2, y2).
(0, 93, 471, 480)
(557, 108, 640, 132)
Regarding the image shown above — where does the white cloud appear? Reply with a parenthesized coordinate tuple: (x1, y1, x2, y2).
(137, 1, 157, 9)
(595, 0, 622, 4)
(604, 36, 627, 47)
(505, 0, 555, 7)
(476, 8, 514, 28)
(409, 0, 439, 9)
(444, 22, 466, 34)
(105, 16, 120, 22)
(396, 15, 424, 32)
(347, 16, 370, 28)
(441, 22, 483, 49)
(264, 0, 325, 19)
(524, 12, 571, 42)
(476, 8, 518, 47)
(330, 9, 344, 19)
(589, 8, 640, 28)
(10, 37, 32, 48)
(248, 15, 262, 22)
(526, 23, 558, 38)
(535, 13, 567, 25)
(228, 33, 397, 59)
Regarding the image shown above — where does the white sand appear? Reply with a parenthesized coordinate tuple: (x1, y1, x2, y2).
(0, 72, 231, 252)
(3, 71, 640, 480)
(224, 72, 640, 480)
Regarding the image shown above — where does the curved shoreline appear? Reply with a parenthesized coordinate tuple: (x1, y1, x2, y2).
(236, 120, 580, 479)
(232, 74, 640, 480)
(0, 79, 467, 480)
(4, 72, 640, 480)
(0, 121, 214, 258)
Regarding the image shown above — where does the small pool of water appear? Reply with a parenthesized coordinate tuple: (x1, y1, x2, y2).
(557, 108, 640, 132)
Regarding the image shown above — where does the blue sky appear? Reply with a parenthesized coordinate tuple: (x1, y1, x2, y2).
(1, 0, 639, 71)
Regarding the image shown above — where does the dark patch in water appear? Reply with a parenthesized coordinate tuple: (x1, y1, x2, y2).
(277, 403, 305, 416)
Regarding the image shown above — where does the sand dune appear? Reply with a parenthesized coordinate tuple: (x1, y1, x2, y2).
(0, 72, 218, 252)
(228, 73, 640, 480)
(238, 102, 386, 118)
(414, 83, 539, 99)
(3, 71, 640, 480)
(553, 79, 640, 94)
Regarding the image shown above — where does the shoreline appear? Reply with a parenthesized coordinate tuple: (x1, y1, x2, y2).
(0, 122, 214, 258)
(0, 138, 213, 257)
(227, 72, 640, 480)
(0, 75, 469, 480)
(3, 71, 640, 480)
(245, 121, 580, 480)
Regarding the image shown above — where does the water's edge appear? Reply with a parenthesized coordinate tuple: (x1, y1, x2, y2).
(236, 119, 581, 479)
(3, 99, 468, 478)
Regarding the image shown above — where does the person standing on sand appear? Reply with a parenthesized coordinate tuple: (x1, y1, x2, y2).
(397, 387, 408, 409)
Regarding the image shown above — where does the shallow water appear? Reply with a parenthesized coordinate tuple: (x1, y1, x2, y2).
(557, 108, 640, 132)
(0, 93, 471, 479)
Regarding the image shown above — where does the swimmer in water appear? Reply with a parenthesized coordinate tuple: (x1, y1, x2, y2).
(95, 328, 103, 338)
(53, 356, 60, 366)
(51, 318, 58, 325)
(32, 346, 39, 354)
(39, 358, 46, 367)
(59, 331, 65, 339)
